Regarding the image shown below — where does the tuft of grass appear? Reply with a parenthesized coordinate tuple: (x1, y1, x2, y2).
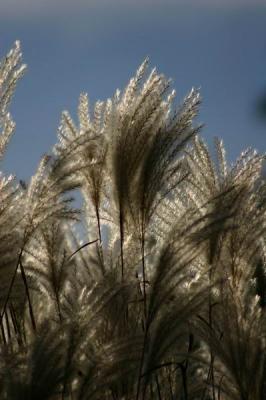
(0, 41, 265, 400)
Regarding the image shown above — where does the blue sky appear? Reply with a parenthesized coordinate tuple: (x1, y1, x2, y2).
(1, 0, 266, 179)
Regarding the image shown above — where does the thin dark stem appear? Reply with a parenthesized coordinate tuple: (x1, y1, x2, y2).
(0, 247, 24, 325)
(179, 333, 194, 400)
(210, 353, 215, 400)
(201, 268, 216, 400)
(68, 239, 99, 261)
(136, 214, 148, 400)
(9, 304, 23, 346)
(0, 318, 6, 345)
(119, 207, 124, 281)
(20, 260, 36, 332)
(141, 219, 147, 320)
(209, 269, 216, 400)
(5, 311, 11, 341)
(9, 306, 17, 335)
(95, 204, 105, 276)
(155, 374, 162, 400)
(136, 324, 149, 400)
(55, 289, 62, 323)
(180, 364, 188, 400)
(218, 375, 224, 400)
(50, 257, 62, 324)
(141, 362, 179, 378)
(95, 205, 102, 244)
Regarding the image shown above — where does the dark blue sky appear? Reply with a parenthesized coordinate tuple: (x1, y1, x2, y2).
(1, 0, 266, 179)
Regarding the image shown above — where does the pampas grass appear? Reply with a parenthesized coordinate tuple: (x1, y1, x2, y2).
(0, 42, 265, 400)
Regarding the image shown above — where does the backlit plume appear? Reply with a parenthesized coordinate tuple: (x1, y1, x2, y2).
(0, 41, 265, 400)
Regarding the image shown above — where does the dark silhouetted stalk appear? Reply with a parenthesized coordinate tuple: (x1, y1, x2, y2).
(141, 362, 178, 379)
(55, 289, 62, 323)
(0, 247, 24, 325)
(68, 238, 99, 261)
(5, 310, 11, 340)
(0, 318, 6, 344)
(136, 323, 149, 400)
(180, 363, 188, 400)
(209, 268, 216, 400)
(9, 304, 23, 346)
(95, 205, 102, 244)
(20, 260, 36, 332)
(141, 218, 147, 320)
(119, 207, 125, 280)
(155, 374, 162, 400)
(201, 268, 216, 400)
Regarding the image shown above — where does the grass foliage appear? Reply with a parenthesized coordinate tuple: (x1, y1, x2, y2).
(0, 42, 265, 400)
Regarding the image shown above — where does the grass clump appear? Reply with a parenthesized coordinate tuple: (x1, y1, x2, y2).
(0, 42, 265, 400)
